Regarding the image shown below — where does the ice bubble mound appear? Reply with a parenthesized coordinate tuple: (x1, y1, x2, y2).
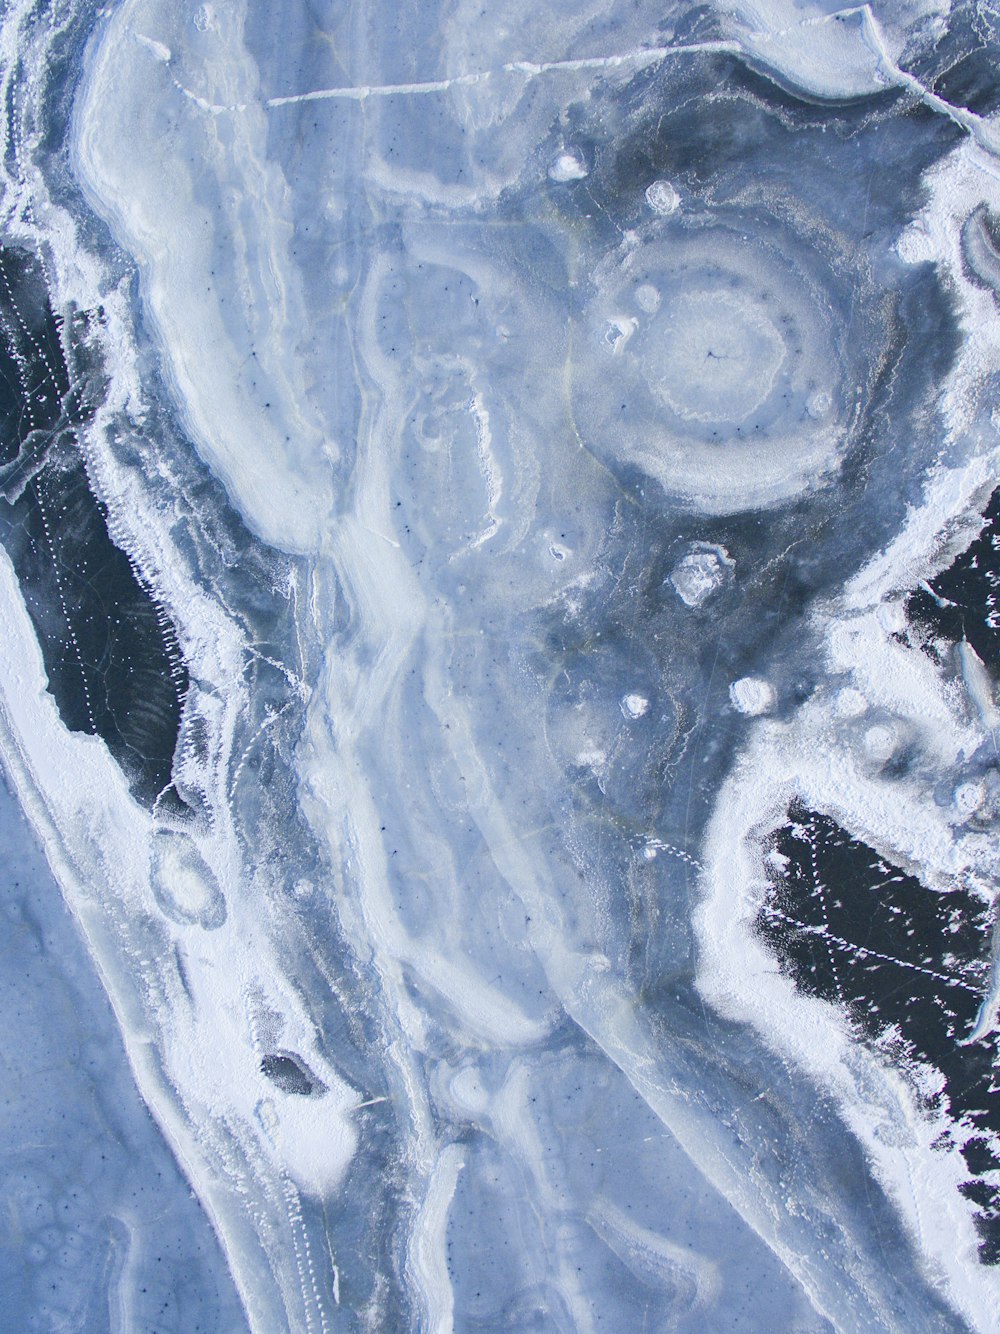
(644, 178, 680, 215)
(669, 541, 735, 607)
(574, 222, 855, 513)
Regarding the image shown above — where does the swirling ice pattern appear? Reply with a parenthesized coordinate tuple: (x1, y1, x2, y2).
(1, 0, 1000, 1330)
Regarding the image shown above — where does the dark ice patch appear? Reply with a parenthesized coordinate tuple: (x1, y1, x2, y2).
(906, 485, 1000, 677)
(756, 805, 1000, 1262)
(579, 56, 955, 244)
(260, 1052, 326, 1097)
(911, 5, 1000, 119)
(0, 246, 188, 806)
(932, 49, 1000, 117)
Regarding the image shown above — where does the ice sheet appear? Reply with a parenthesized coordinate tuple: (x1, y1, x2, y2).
(0, 0, 999, 1328)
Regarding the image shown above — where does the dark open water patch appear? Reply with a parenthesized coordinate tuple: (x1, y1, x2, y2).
(0, 246, 188, 806)
(755, 805, 1000, 1262)
(906, 485, 1000, 675)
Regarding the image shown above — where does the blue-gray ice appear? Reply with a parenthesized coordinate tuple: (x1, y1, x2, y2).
(0, 0, 999, 1329)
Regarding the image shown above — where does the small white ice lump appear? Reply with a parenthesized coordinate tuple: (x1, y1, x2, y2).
(730, 677, 775, 716)
(645, 179, 680, 215)
(669, 542, 735, 608)
(549, 151, 588, 182)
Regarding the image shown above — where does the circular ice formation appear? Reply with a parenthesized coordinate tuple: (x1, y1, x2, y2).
(954, 781, 984, 816)
(730, 677, 775, 715)
(669, 541, 735, 607)
(549, 151, 588, 182)
(621, 693, 649, 718)
(645, 180, 680, 215)
(863, 724, 896, 763)
(572, 224, 849, 513)
(649, 291, 785, 423)
(635, 283, 660, 314)
(449, 1065, 489, 1114)
(151, 830, 227, 929)
(833, 686, 868, 718)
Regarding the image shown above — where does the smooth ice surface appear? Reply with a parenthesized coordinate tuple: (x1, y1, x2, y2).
(2, 0, 1000, 1329)
(0, 766, 247, 1332)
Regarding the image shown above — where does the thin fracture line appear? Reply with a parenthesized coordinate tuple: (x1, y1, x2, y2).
(856, 5, 1000, 156)
(263, 42, 741, 108)
(760, 903, 983, 995)
(155, 0, 1000, 161)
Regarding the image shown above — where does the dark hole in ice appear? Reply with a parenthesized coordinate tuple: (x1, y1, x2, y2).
(907, 485, 1000, 679)
(260, 1053, 324, 1097)
(755, 804, 1000, 1263)
(0, 246, 188, 808)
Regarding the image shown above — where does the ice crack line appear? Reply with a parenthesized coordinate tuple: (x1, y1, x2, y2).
(856, 4, 1000, 157)
(263, 41, 742, 107)
(147, 3, 1000, 161)
(805, 821, 847, 1008)
(759, 903, 983, 995)
(158, 38, 741, 114)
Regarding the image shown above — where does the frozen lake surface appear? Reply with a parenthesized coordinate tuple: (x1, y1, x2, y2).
(1, 0, 1000, 1328)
